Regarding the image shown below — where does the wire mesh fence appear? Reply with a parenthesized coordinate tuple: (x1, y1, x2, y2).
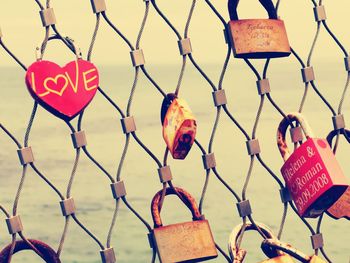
(0, 0, 349, 262)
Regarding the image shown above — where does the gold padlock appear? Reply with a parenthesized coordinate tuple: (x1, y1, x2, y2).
(150, 187, 217, 263)
(227, 0, 291, 59)
(261, 239, 327, 263)
(228, 222, 295, 262)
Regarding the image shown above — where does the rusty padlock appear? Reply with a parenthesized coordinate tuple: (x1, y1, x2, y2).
(277, 112, 348, 217)
(149, 187, 217, 263)
(261, 239, 327, 263)
(227, 0, 291, 59)
(161, 93, 197, 160)
(228, 222, 295, 262)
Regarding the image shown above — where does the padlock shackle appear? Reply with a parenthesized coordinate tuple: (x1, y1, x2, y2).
(0, 239, 61, 262)
(228, 222, 280, 261)
(277, 112, 315, 161)
(160, 93, 178, 125)
(36, 34, 81, 61)
(261, 239, 312, 263)
(327, 128, 350, 147)
(228, 0, 278, 21)
(151, 187, 202, 228)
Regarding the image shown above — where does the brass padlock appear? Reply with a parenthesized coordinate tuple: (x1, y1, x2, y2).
(150, 187, 217, 263)
(261, 239, 327, 263)
(227, 0, 291, 59)
(228, 222, 295, 262)
(161, 93, 197, 160)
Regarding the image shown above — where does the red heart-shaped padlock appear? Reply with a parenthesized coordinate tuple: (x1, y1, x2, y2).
(25, 59, 99, 120)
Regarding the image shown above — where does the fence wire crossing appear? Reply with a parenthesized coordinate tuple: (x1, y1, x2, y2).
(0, 0, 349, 262)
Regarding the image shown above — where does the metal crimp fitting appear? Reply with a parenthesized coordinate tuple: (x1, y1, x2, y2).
(202, 153, 216, 170)
(17, 147, 34, 165)
(344, 57, 350, 72)
(147, 232, 154, 248)
(256, 79, 271, 95)
(279, 187, 292, 203)
(100, 247, 116, 263)
(246, 139, 261, 155)
(120, 116, 136, 134)
(71, 131, 87, 149)
(313, 5, 327, 22)
(212, 89, 227, 107)
(223, 28, 229, 44)
(332, 114, 345, 130)
(301, 67, 315, 83)
(236, 200, 252, 218)
(39, 8, 56, 27)
(6, 215, 23, 234)
(311, 233, 324, 250)
(178, 38, 192, 55)
(111, 181, 127, 199)
(130, 49, 145, 67)
(290, 126, 304, 143)
(60, 198, 76, 216)
(90, 0, 107, 14)
(157, 166, 172, 183)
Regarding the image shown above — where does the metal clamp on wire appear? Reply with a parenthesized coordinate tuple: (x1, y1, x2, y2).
(314, 5, 327, 22)
(59, 198, 76, 216)
(100, 247, 116, 263)
(290, 126, 304, 143)
(130, 49, 145, 67)
(17, 147, 34, 165)
(90, 0, 107, 14)
(344, 57, 350, 71)
(39, 8, 56, 27)
(158, 166, 173, 183)
(311, 233, 324, 250)
(6, 215, 23, 234)
(212, 90, 227, 107)
(121, 116, 137, 134)
(256, 79, 271, 95)
(279, 187, 292, 203)
(301, 67, 315, 83)
(332, 114, 345, 131)
(236, 200, 252, 217)
(71, 131, 87, 149)
(178, 38, 192, 55)
(246, 139, 261, 155)
(223, 28, 229, 44)
(202, 153, 216, 170)
(110, 181, 127, 199)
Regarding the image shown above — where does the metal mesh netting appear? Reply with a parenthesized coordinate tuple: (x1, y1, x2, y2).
(0, 0, 349, 262)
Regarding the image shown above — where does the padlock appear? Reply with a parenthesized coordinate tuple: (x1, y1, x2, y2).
(0, 239, 61, 262)
(277, 112, 348, 217)
(150, 187, 217, 263)
(228, 222, 295, 262)
(227, 0, 291, 59)
(326, 129, 350, 220)
(161, 93, 197, 160)
(261, 239, 327, 263)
